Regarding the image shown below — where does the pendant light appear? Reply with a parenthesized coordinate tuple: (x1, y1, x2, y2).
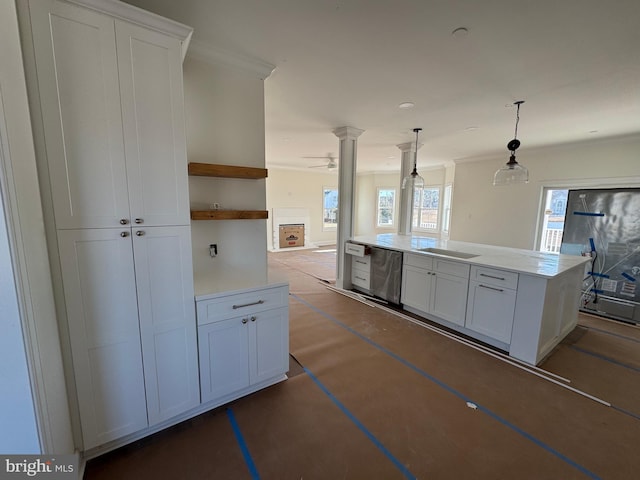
(493, 100, 529, 186)
(402, 128, 425, 190)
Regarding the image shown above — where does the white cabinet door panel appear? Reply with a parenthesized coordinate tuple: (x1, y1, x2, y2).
(250, 307, 289, 385)
(133, 226, 199, 425)
(431, 272, 469, 326)
(116, 21, 190, 227)
(401, 265, 431, 314)
(30, 1, 130, 229)
(198, 317, 250, 403)
(57, 229, 147, 449)
(466, 281, 516, 344)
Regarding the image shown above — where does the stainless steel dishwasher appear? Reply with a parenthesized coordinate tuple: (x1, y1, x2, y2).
(369, 246, 403, 304)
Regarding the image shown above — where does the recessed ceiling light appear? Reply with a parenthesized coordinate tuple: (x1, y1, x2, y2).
(452, 27, 469, 38)
(398, 102, 415, 109)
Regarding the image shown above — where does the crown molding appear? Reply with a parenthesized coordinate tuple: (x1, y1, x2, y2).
(66, 0, 193, 59)
(187, 40, 276, 80)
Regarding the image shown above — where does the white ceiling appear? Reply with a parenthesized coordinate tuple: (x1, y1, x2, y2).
(125, 0, 640, 173)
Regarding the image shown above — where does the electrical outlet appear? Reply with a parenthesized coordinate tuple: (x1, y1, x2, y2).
(209, 244, 217, 257)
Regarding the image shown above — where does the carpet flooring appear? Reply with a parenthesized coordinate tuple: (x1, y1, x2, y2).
(84, 246, 640, 479)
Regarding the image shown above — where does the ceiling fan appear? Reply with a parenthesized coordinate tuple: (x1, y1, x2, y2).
(303, 153, 338, 170)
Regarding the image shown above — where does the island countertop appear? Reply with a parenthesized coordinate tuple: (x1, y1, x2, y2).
(349, 233, 590, 278)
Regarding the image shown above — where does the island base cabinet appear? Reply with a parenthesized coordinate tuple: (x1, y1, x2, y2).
(465, 280, 516, 344)
(431, 272, 469, 327)
(401, 264, 431, 314)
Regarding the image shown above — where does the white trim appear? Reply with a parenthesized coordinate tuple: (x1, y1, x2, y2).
(375, 186, 396, 228)
(188, 40, 275, 80)
(535, 176, 640, 188)
(65, 0, 193, 58)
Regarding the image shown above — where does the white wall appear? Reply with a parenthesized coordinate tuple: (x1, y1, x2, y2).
(1, 0, 73, 454)
(183, 57, 268, 280)
(266, 168, 338, 249)
(450, 134, 640, 249)
(0, 176, 39, 454)
(355, 172, 400, 236)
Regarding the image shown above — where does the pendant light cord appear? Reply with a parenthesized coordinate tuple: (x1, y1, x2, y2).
(413, 128, 421, 173)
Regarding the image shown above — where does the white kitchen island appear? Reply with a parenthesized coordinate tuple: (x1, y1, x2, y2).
(346, 234, 591, 366)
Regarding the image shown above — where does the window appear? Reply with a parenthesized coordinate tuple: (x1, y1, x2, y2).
(376, 188, 396, 227)
(412, 186, 440, 231)
(538, 188, 568, 254)
(323, 187, 338, 230)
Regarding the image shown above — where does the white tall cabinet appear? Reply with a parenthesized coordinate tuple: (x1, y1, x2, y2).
(21, 0, 198, 450)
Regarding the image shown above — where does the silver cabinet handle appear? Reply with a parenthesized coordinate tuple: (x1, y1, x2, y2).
(241, 318, 248, 324)
(120, 219, 129, 225)
(120, 231, 129, 237)
(479, 284, 504, 292)
(250, 316, 256, 322)
(135, 231, 145, 236)
(232, 300, 264, 310)
(135, 218, 143, 224)
(355, 275, 366, 281)
(480, 273, 505, 281)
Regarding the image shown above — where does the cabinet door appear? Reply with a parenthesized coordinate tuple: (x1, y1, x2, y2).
(401, 265, 431, 314)
(57, 228, 147, 449)
(431, 272, 469, 326)
(465, 281, 516, 344)
(133, 226, 199, 425)
(249, 307, 289, 385)
(29, 0, 130, 229)
(198, 317, 250, 403)
(116, 21, 190, 227)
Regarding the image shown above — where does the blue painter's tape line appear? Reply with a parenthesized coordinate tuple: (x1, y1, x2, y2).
(587, 272, 610, 278)
(583, 325, 640, 344)
(226, 408, 260, 480)
(290, 293, 602, 480)
(590, 289, 605, 294)
(303, 367, 417, 480)
(573, 211, 605, 217)
(569, 345, 640, 374)
(589, 238, 596, 251)
(622, 272, 637, 282)
(611, 405, 640, 421)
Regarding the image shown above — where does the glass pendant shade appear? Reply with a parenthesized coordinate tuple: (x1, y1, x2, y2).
(493, 155, 529, 186)
(493, 100, 528, 186)
(402, 127, 424, 190)
(402, 169, 425, 189)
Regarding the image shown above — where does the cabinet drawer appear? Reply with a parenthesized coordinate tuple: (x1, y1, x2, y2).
(404, 253, 433, 270)
(352, 254, 371, 271)
(345, 242, 366, 257)
(434, 259, 470, 278)
(470, 266, 518, 290)
(197, 285, 288, 325)
(351, 269, 371, 290)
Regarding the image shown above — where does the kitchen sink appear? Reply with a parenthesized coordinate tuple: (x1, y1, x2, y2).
(417, 247, 479, 259)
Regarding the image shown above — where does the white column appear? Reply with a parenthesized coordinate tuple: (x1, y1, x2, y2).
(397, 141, 421, 235)
(333, 126, 364, 289)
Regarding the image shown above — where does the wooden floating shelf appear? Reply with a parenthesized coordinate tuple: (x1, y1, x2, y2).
(188, 163, 268, 179)
(191, 210, 269, 221)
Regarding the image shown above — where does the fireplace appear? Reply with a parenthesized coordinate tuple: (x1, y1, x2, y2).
(272, 208, 312, 251)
